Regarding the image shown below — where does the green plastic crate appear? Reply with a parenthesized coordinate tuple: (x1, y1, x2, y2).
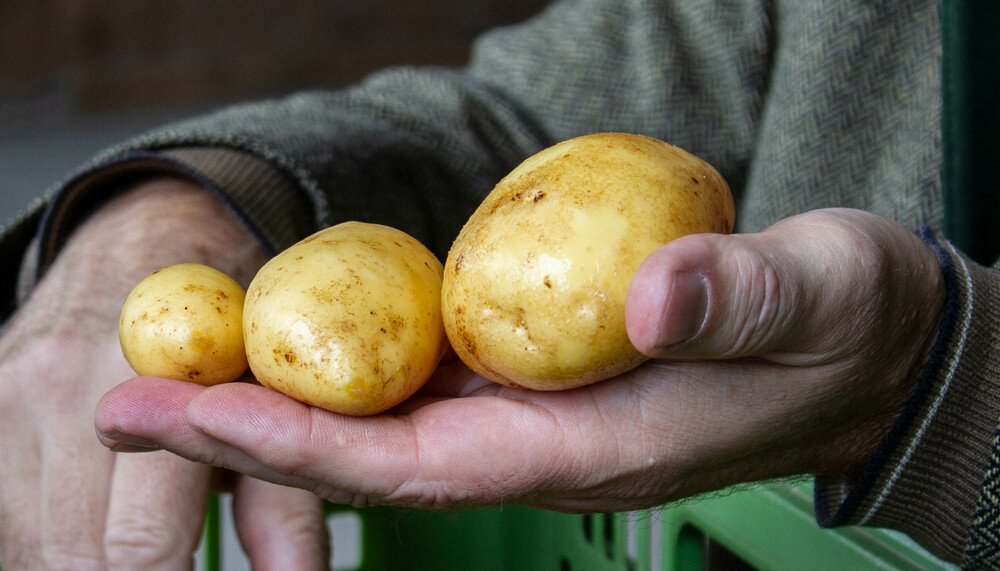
(199, 481, 955, 570)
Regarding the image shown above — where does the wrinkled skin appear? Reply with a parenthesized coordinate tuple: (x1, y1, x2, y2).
(95, 208, 944, 522)
(0, 180, 329, 570)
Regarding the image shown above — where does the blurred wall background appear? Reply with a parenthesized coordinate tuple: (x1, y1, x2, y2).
(0, 0, 549, 220)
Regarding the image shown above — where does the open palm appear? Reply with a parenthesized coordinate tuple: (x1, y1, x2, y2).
(96, 209, 946, 517)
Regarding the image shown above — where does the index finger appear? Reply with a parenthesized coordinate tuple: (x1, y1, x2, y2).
(95, 376, 570, 510)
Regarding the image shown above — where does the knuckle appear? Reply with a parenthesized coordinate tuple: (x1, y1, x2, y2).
(810, 216, 892, 315)
(375, 465, 480, 510)
(384, 484, 465, 509)
(274, 501, 327, 537)
(727, 246, 796, 356)
(104, 519, 193, 569)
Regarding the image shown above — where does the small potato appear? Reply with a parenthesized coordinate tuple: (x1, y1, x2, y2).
(243, 222, 448, 416)
(119, 263, 248, 385)
(443, 133, 734, 390)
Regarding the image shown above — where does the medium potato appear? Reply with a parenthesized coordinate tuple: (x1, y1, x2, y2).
(244, 222, 448, 416)
(118, 263, 248, 385)
(442, 133, 734, 390)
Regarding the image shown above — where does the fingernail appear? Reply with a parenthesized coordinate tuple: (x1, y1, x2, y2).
(656, 271, 709, 348)
(100, 431, 162, 453)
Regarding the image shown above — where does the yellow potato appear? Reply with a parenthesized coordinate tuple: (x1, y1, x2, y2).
(119, 263, 248, 385)
(243, 222, 448, 416)
(442, 133, 734, 390)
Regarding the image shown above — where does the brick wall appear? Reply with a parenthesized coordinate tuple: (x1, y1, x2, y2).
(1, 0, 549, 116)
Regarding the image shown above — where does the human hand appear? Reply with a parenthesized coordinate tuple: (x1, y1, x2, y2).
(93, 208, 944, 514)
(0, 179, 328, 570)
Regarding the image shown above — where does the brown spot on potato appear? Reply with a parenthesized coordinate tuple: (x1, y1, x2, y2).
(384, 314, 406, 340)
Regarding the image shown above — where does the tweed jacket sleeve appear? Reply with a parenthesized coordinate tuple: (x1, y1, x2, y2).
(16, 0, 773, 284)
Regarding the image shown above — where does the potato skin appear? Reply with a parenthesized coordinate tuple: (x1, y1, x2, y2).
(442, 133, 734, 390)
(118, 263, 248, 385)
(243, 222, 448, 416)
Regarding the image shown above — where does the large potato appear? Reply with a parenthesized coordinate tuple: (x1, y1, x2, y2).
(442, 133, 734, 390)
(118, 263, 248, 385)
(244, 222, 448, 416)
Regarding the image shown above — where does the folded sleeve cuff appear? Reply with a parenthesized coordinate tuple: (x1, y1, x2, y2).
(814, 227, 1000, 564)
(0, 198, 46, 322)
(32, 147, 322, 287)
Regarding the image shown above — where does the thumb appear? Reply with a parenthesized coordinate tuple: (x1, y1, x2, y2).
(625, 230, 804, 361)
